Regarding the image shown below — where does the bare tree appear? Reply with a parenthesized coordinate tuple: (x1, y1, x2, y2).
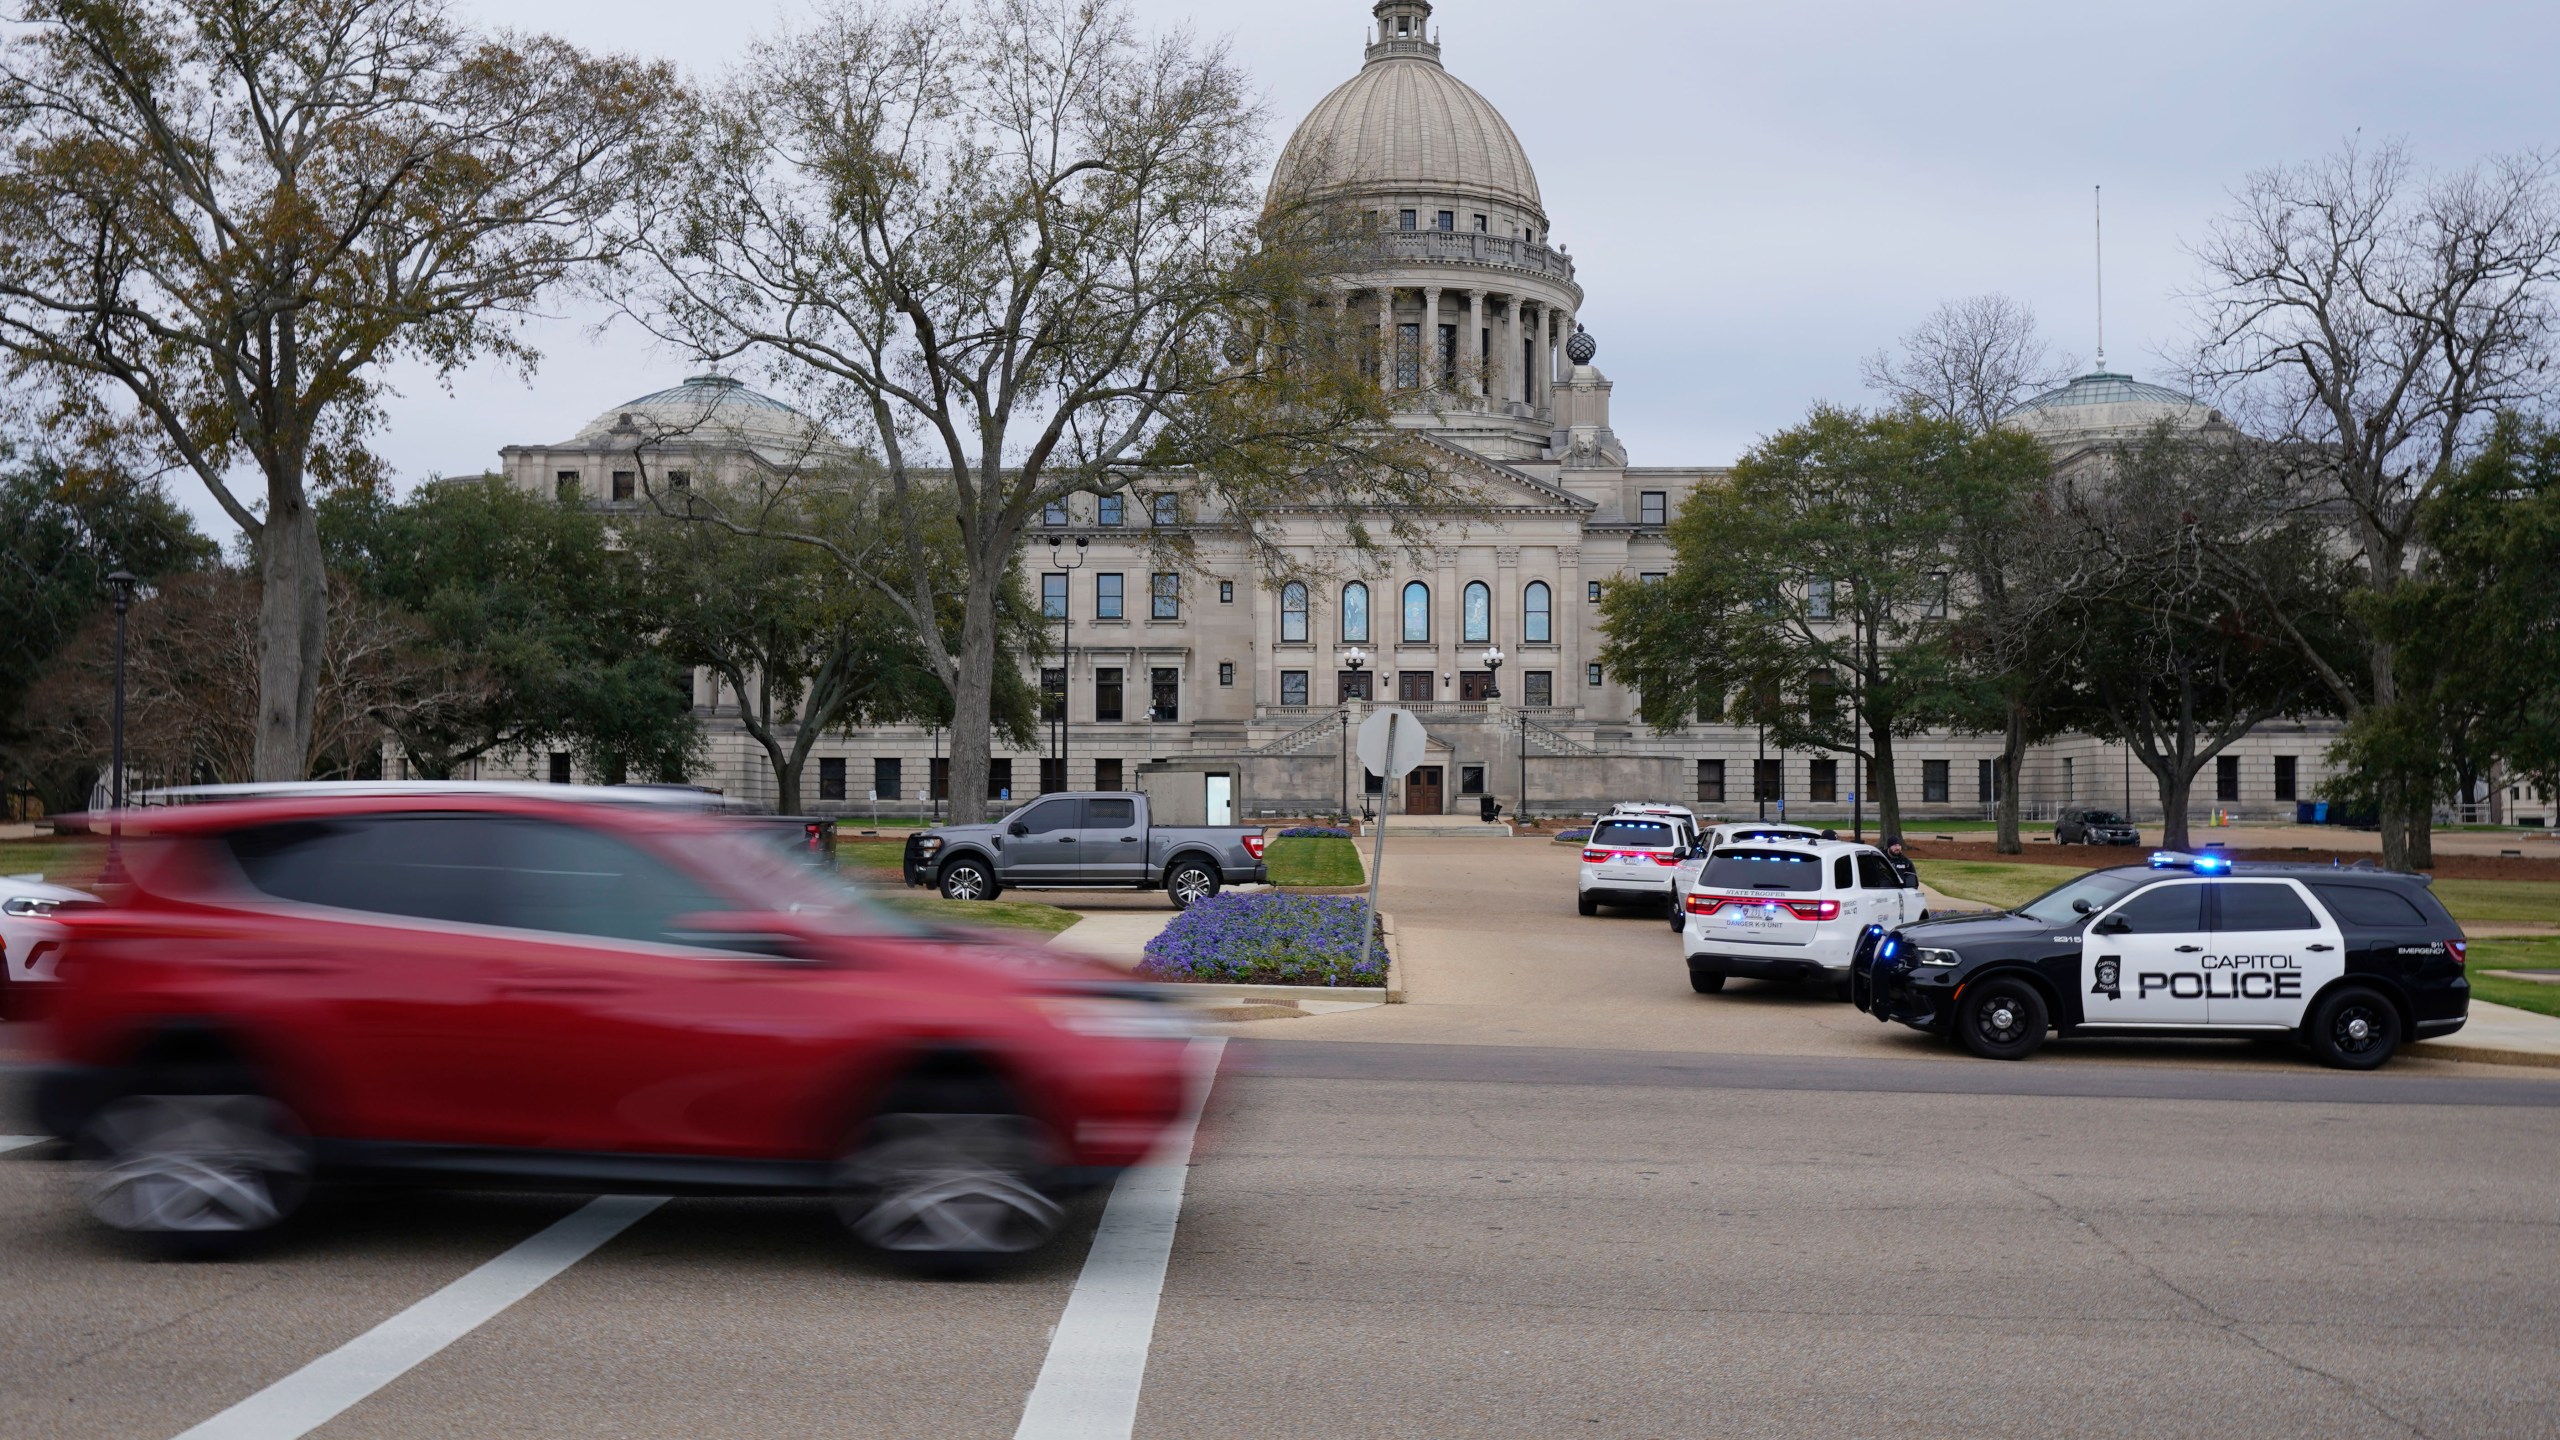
(1863, 294, 2072, 436)
(2186, 138, 2560, 866)
(0, 0, 666, 780)
(627, 0, 1450, 822)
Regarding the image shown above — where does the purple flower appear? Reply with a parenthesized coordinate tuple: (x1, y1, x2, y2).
(1278, 825, 1352, 839)
(1135, 893, 1388, 987)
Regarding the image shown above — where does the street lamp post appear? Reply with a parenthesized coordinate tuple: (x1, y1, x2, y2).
(1045, 535, 1087, 794)
(1342, 647, 1369, 821)
(105, 568, 138, 883)
(1480, 645, 1506, 818)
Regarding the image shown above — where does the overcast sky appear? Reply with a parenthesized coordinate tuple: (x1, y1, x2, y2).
(173, 0, 2560, 539)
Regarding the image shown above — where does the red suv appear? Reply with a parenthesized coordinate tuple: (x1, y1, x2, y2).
(30, 786, 1193, 1262)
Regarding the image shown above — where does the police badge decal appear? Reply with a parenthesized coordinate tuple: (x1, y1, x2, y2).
(2091, 957, 2121, 1001)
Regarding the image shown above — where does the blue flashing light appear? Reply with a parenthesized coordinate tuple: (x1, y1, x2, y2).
(2149, 849, 2233, 874)
(2148, 851, 2182, 869)
(1879, 935, 1900, 960)
(2192, 853, 2232, 874)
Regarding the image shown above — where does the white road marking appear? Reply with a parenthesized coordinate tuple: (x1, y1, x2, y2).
(171, 1193, 666, 1440)
(0, 1135, 47, 1154)
(1014, 1035, 1227, 1440)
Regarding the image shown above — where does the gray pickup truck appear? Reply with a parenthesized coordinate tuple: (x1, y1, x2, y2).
(902, 791, 1268, 908)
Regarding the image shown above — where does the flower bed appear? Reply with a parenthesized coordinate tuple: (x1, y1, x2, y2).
(1551, 826, 1592, 843)
(1136, 893, 1388, 988)
(1277, 825, 1351, 839)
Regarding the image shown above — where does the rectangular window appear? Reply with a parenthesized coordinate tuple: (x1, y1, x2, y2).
(2063, 757, 2076, 802)
(666, 469, 691, 490)
(1040, 757, 1065, 794)
(1151, 493, 1180, 525)
(1096, 573, 1123, 619)
(1696, 759, 1726, 804)
(930, 757, 950, 801)
(1094, 758, 1122, 791)
(1923, 760, 1950, 804)
(1042, 501, 1067, 527)
(1808, 579, 1833, 619)
(1978, 758, 1999, 804)
(1095, 667, 1123, 722)
(818, 757, 847, 801)
(1473, 213, 1487, 232)
(1218, 661, 1235, 687)
(2218, 754, 2241, 802)
(1587, 580, 1602, 602)
(549, 752, 572, 784)
(1398, 209, 1416, 230)
(1339, 669, 1373, 702)
(1041, 667, 1065, 722)
(1460, 764, 1485, 795)
(1435, 210, 1454, 231)
(873, 757, 902, 801)
(1640, 491, 1667, 526)
(1438, 323, 1458, 389)
(1041, 573, 1067, 619)
(1524, 670, 1552, 707)
(1280, 670, 1309, 707)
(681, 669, 696, 709)
(1396, 322, 1421, 388)
(1927, 570, 1950, 618)
(1151, 572, 1179, 619)
(1399, 670, 1433, 703)
(1365, 768, 1385, 796)
(611, 470, 635, 502)
(1754, 758, 1782, 803)
(988, 758, 1013, 801)
(1459, 671, 1494, 701)
(1587, 662, 1604, 687)
(2274, 755, 2298, 802)
(1809, 758, 1838, 803)
(1640, 572, 1665, 585)
(1219, 580, 1235, 603)
(1150, 668, 1179, 722)
(555, 470, 581, 501)
(1097, 494, 1123, 526)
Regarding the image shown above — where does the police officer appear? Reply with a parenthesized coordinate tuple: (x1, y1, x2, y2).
(1883, 841, 1919, 889)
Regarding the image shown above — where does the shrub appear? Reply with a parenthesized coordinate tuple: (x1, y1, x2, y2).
(1552, 826, 1591, 843)
(1278, 824, 1351, 839)
(1137, 892, 1388, 987)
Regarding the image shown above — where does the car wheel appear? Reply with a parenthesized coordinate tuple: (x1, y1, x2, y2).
(1167, 862, 1218, 909)
(1577, 892, 1599, 916)
(835, 1072, 1063, 1270)
(2304, 986, 2402, 1070)
(80, 1085, 311, 1254)
(1956, 976, 2049, 1061)
(938, 859, 996, 901)
(1668, 907, 1686, 932)
(1688, 967, 1725, 994)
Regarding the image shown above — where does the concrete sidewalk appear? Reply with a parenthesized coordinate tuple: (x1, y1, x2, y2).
(2422, 999, 2560, 1069)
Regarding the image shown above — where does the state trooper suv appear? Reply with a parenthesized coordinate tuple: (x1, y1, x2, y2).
(1852, 853, 2469, 1069)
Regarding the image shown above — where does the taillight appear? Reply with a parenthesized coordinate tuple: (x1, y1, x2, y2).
(1582, 848, 1608, 863)
(2447, 940, 2467, 965)
(1783, 898, 1842, 922)
(1243, 835, 1267, 860)
(1685, 893, 1726, 915)
(1649, 852, 1683, 866)
(805, 823, 825, 850)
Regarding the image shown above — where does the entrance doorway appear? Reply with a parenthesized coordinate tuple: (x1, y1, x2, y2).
(1204, 773, 1233, 825)
(1405, 765, 1443, 815)
(1459, 671, 1495, 701)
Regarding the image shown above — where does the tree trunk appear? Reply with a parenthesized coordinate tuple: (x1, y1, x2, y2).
(773, 752, 803, 815)
(2155, 762, 2194, 852)
(1994, 699, 2026, 855)
(2370, 642, 2411, 871)
(1870, 720, 1903, 848)
(2406, 790, 2435, 869)
(253, 496, 328, 781)
(943, 567, 1003, 824)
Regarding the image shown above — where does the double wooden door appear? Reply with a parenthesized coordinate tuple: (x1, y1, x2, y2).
(1404, 765, 1443, 815)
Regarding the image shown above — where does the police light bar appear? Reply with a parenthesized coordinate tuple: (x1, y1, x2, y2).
(2148, 850, 2232, 874)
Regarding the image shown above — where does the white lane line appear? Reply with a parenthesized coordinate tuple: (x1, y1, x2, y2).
(171, 1193, 666, 1440)
(1014, 1035, 1227, 1440)
(0, 1135, 47, 1154)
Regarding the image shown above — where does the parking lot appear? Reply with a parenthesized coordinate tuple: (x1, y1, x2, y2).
(6, 836, 2557, 1438)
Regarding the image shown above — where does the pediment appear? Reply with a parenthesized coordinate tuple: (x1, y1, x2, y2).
(1419, 435, 1594, 511)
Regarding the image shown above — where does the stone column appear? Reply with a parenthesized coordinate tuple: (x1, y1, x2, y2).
(1495, 545, 1521, 658)
(1376, 288, 1395, 387)
(1421, 284, 1442, 390)
(1434, 547, 1459, 697)
(1529, 305, 1548, 411)
(1557, 546, 1583, 717)
(1501, 295, 1520, 407)
(1462, 289, 1483, 398)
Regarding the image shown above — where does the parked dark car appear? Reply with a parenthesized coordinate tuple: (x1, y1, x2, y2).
(2054, 809, 2140, 846)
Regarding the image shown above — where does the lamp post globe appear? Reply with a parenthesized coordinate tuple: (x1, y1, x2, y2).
(1480, 645, 1503, 700)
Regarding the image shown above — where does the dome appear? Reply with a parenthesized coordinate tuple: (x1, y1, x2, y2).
(571, 375, 841, 462)
(2002, 370, 2225, 441)
(1270, 3, 1543, 218)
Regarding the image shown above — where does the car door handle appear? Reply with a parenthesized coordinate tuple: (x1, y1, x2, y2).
(2307, 943, 2335, 952)
(2173, 945, 2202, 953)
(1120, 837, 1141, 843)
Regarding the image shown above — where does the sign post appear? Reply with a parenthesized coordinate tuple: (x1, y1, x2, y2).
(1352, 707, 1427, 984)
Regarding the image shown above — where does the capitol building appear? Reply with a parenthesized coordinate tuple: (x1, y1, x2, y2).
(492, 0, 2338, 826)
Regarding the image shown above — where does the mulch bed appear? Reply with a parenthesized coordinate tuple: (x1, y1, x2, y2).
(1901, 838, 2560, 883)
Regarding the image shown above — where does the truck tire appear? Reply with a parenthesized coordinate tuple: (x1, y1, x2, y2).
(1166, 861, 1218, 910)
(2303, 986, 2401, 1070)
(938, 859, 998, 901)
(1955, 975, 2049, 1061)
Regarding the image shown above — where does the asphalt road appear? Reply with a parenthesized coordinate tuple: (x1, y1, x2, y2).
(3, 837, 2555, 1438)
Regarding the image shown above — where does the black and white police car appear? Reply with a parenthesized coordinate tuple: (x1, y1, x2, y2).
(1852, 852, 2469, 1069)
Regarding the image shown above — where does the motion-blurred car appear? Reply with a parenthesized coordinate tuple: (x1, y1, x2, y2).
(2, 874, 96, 1021)
(2054, 809, 2140, 846)
(29, 785, 1193, 1262)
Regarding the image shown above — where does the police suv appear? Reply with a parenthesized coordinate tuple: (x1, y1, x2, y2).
(1677, 836, 1925, 996)
(1852, 853, 2469, 1068)
(1667, 822, 1826, 930)
(1576, 804, 1698, 915)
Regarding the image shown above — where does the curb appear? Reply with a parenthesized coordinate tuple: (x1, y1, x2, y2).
(2412, 1040, 2560, 1070)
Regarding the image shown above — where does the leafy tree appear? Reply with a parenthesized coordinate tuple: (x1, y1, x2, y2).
(625, 0, 1450, 821)
(319, 478, 697, 783)
(0, 0, 667, 780)
(1599, 405, 2017, 846)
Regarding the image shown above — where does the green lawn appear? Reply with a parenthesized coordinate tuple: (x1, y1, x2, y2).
(838, 842, 908, 875)
(1265, 835, 1363, 887)
(0, 838, 105, 888)
(874, 894, 1082, 935)
(1917, 860, 2070, 911)
(2468, 938, 2560, 1019)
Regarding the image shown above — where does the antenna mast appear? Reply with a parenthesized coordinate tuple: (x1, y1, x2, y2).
(2093, 184, 2106, 372)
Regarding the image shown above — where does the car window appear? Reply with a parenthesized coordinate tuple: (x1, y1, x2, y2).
(1018, 799, 1080, 835)
(226, 816, 513, 928)
(1832, 855, 1854, 889)
(2214, 881, 2319, 932)
(1857, 853, 1900, 889)
(1700, 849, 1823, 892)
(1591, 820, 1674, 847)
(2105, 882, 2205, 934)
(2303, 883, 2431, 928)
(2015, 870, 2150, 924)
(1086, 798, 1137, 829)
(494, 818, 734, 944)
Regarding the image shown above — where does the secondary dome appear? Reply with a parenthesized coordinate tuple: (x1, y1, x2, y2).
(571, 375, 840, 463)
(1271, 1, 1543, 218)
(2003, 370, 2226, 441)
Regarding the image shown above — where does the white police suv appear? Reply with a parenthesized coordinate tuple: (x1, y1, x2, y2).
(1853, 852, 2471, 1068)
(1666, 822, 1826, 930)
(1675, 836, 1925, 996)
(1576, 805, 1698, 915)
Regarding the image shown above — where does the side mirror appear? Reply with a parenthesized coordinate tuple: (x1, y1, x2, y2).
(1008, 822, 1030, 837)
(666, 910, 814, 960)
(2094, 914, 2131, 936)
(1671, 845, 1692, 861)
(2072, 898, 2095, 915)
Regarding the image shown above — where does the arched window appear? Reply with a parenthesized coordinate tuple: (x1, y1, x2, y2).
(1462, 581, 1491, 643)
(1524, 581, 1552, 643)
(1401, 581, 1430, 643)
(1281, 580, 1309, 643)
(1340, 581, 1369, 643)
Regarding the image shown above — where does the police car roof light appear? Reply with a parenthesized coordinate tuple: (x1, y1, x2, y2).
(2148, 849, 2231, 874)
(2192, 853, 2232, 874)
